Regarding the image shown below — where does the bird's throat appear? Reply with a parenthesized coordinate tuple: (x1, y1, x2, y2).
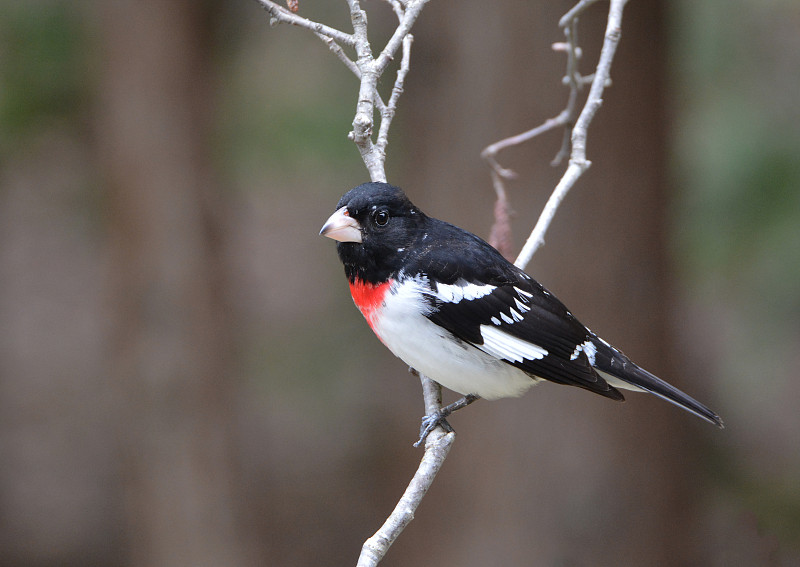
(349, 278, 392, 338)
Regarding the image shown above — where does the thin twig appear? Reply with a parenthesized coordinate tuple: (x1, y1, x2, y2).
(480, 20, 586, 175)
(515, 0, 629, 270)
(376, 34, 414, 156)
(487, 169, 515, 259)
(380, 0, 406, 20)
(315, 33, 362, 78)
(255, 0, 356, 47)
(348, 0, 430, 181)
(357, 372, 454, 566)
(550, 17, 583, 166)
(559, 0, 601, 28)
(374, 0, 428, 73)
(257, 0, 427, 182)
(481, 3, 588, 254)
(357, 428, 455, 565)
(482, 109, 572, 177)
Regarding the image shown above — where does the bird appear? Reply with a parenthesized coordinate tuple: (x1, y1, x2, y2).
(320, 182, 724, 445)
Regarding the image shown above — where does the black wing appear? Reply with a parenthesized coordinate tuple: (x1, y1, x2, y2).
(407, 219, 623, 400)
(428, 275, 623, 400)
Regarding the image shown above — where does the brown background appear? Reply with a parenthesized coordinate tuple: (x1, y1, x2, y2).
(0, 1, 798, 565)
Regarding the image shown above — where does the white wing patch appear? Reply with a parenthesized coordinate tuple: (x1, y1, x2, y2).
(479, 324, 548, 362)
(435, 281, 496, 303)
(514, 287, 533, 299)
(513, 297, 530, 313)
(570, 339, 597, 366)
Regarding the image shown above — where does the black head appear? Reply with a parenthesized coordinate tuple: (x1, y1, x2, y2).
(320, 182, 427, 283)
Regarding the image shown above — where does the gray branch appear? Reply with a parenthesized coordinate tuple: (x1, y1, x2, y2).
(347, 0, 430, 182)
(515, 0, 629, 270)
(257, 0, 428, 182)
(479, 0, 630, 271)
(357, 430, 455, 565)
(255, 0, 356, 46)
(357, 374, 454, 566)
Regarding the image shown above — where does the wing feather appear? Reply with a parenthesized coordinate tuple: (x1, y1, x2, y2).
(426, 275, 622, 400)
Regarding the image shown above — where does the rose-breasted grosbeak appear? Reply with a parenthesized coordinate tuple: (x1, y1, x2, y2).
(321, 182, 723, 445)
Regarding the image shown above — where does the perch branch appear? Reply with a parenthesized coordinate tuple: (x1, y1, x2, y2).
(357, 371, 454, 566)
(357, 431, 455, 566)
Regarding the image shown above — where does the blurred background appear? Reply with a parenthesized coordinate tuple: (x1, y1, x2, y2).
(0, 0, 798, 565)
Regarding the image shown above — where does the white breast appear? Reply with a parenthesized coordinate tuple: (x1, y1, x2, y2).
(370, 278, 539, 400)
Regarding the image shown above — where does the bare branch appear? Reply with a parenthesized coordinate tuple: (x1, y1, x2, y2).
(481, 3, 587, 251)
(347, 3, 386, 181)
(357, 433, 455, 566)
(481, 22, 584, 177)
(255, 0, 356, 47)
(348, 0, 430, 181)
(357, 372, 454, 567)
(550, 17, 583, 166)
(487, 169, 515, 259)
(259, 2, 448, 564)
(481, 109, 572, 177)
(515, 0, 629, 270)
(380, 0, 406, 21)
(314, 32, 393, 116)
(261, 0, 449, 558)
(559, 0, 602, 28)
(315, 33, 362, 78)
(376, 34, 413, 155)
(568, 0, 627, 166)
(374, 0, 429, 73)
(481, 0, 630, 272)
(259, 0, 427, 182)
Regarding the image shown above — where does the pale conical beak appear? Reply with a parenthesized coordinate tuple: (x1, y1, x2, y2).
(319, 206, 362, 243)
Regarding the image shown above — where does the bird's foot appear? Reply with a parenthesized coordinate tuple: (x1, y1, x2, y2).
(414, 412, 454, 447)
(413, 393, 480, 448)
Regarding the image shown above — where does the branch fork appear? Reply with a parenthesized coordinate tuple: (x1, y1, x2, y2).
(258, 0, 428, 182)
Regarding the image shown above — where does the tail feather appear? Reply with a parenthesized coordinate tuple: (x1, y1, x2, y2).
(591, 337, 724, 428)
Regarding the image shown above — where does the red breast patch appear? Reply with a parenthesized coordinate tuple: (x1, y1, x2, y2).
(349, 279, 392, 339)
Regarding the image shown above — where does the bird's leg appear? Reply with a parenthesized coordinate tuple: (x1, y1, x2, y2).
(414, 394, 480, 447)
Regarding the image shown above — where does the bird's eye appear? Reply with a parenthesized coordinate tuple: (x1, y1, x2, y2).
(374, 210, 389, 226)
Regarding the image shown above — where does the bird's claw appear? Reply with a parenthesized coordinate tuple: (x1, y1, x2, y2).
(413, 411, 453, 447)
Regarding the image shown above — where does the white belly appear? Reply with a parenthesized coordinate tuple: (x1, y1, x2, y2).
(370, 279, 538, 400)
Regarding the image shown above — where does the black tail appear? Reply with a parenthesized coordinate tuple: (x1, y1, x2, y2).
(591, 338, 724, 428)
